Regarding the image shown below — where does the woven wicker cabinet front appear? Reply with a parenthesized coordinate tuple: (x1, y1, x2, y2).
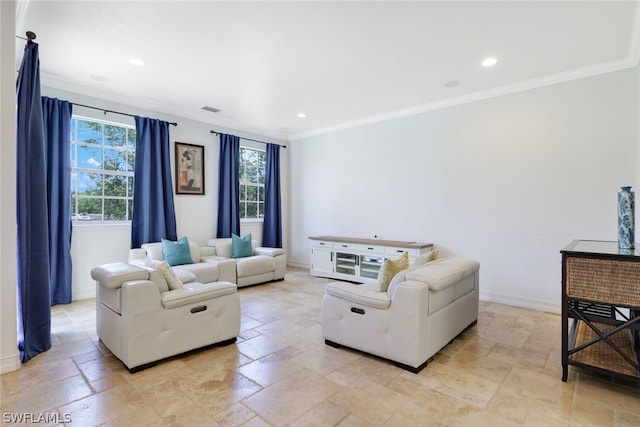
(566, 257, 640, 308)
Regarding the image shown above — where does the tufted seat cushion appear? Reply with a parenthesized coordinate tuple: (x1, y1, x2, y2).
(161, 281, 237, 309)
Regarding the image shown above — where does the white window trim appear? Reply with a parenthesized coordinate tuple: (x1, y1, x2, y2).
(239, 144, 266, 221)
(71, 115, 135, 224)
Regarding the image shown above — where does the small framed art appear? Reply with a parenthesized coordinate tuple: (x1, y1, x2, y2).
(175, 142, 204, 195)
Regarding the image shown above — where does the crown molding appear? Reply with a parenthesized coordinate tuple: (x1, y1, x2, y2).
(40, 74, 288, 142)
(288, 56, 638, 141)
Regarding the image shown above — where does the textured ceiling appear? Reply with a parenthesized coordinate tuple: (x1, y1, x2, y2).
(16, 1, 639, 140)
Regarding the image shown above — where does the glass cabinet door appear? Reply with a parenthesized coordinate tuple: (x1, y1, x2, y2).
(359, 255, 383, 280)
(335, 252, 357, 277)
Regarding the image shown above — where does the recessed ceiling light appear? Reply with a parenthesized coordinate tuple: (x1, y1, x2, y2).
(297, 113, 307, 118)
(482, 57, 497, 67)
(201, 105, 221, 113)
(128, 58, 145, 67)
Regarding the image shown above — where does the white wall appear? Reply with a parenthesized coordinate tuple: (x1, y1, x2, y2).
(42, 87, 288, 300)
(288, 68, 638, 312)
(0, 0, 20, 374)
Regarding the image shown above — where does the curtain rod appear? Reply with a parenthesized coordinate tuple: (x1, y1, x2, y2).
(74, 103, 177, 126)
(210, 130, 286, 148)
(15, 31, 37, 41)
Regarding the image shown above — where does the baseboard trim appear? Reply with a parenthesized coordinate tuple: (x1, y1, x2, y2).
(72, 289, 96, 302)
(287, 261, 561, 314)
(480, 291, 560, 314)
(1, 352, 21, 374)
(286, 259, 309, 269)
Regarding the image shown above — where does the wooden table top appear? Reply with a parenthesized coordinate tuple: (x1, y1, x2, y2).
(309, 235, 433, 249)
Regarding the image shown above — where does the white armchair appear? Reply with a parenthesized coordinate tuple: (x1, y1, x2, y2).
(91, 262, 240, 372)
(321, 257, 479, 372)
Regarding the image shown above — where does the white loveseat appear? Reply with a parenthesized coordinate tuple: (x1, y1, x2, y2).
(206, 238, 286, 287)
(321, 257, 479, 372)
(91, 262, 240, 372)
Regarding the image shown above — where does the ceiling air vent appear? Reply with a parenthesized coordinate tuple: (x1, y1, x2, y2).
(200, 105, 221, 113)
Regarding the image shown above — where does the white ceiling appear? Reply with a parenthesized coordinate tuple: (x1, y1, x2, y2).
(16, 1, 640, 140)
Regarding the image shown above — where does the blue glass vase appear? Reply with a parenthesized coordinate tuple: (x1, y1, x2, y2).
(618, 186, 635, 249)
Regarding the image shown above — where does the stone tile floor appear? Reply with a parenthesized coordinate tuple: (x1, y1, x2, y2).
(2, 267, 640, 426)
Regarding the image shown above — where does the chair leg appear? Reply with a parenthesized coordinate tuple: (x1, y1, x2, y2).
(394, 357, 432, 374)
(324, 339, 341, 348)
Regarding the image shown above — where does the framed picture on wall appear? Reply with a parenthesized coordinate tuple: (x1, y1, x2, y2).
(175, 142, 204, 195)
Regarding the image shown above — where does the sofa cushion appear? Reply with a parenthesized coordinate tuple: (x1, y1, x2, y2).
(141, 240, 202, 263)
(188, 243, 201, 263)
(232, 233, 253, 258)
(174, 269, 197, 284)
(161, 281, 237, 309)
(91, 262, 148, 289)
(433, 257, 480, 278)
(200, 255, 229, 264)
(141, 242, 164, 261)
(210, 238, 233, 258)
(150, 260, 183, 290)
(173, 262, 220, 284)
(162, 237, 194, 266)
(378, 252, 409, 292)
(325, 281, 391, 309)
(236, 255, 275, 277)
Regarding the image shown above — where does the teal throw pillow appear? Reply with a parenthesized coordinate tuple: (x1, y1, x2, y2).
(161, 236, 194, 266)
(232, 233, 253, 258)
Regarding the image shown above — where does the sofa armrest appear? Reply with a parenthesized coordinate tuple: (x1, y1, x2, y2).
(254, 247, 284, 257)
(91, 262, 148, 289)
(325, 282, 391, 309)
(389, 280, 429, 307)
(121, 280, 164, 313)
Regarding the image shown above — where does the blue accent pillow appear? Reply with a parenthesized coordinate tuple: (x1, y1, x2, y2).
(232, 233, 253, 258)
(161, 236, 194, 266)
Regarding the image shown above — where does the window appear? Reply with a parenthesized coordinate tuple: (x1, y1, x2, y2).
(70, 116, 136, 222)
(239, 146, 265, 219)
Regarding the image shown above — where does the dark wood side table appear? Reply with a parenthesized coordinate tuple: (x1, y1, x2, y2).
(561, 240, 640, 383)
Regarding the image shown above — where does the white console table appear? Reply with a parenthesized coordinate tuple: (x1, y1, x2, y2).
(309, 236, 434, 284)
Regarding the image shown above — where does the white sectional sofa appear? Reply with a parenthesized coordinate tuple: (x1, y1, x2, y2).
(206, 238, 286, 287)
(129, 239, 286, 287)
(321, 257, 480, 372)
(129, 240, 237, 284)
(91, 262, 240, 372)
